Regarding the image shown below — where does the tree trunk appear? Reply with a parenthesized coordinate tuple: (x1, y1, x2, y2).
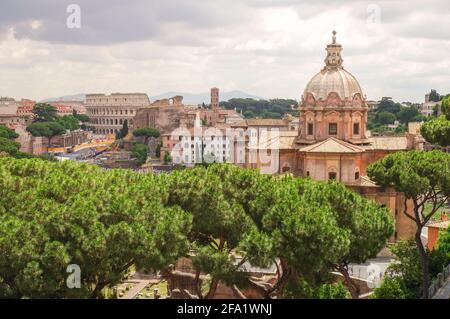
(415, 226, 430, 299)
(339, 266, 359, 299)
(47, 136, 53, 148)
(205, 278, 219, 299)
(194, 270, 203, 299)
(268, 258, 291, 299)
(90, 282, 107, 299)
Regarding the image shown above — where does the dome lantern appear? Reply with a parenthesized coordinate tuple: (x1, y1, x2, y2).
(324, 30, 344, 70)
(302, 30, 365, 103)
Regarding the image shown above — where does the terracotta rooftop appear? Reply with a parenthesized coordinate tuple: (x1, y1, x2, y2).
(364, 136, 409, 151)
(299, 137, 365, 153)
(248, 134, 296, 150)
(426, 219, 450, 230)
(232, 119, 288, 127)
(359, 176, 378, 187)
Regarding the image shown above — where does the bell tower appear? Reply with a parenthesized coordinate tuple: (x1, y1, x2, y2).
(211, 87, 219, 110)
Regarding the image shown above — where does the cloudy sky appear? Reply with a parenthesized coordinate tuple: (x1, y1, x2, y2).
(0, 0, 449, 103)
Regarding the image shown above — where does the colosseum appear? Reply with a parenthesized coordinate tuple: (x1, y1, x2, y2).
(85, 93, 151, 135)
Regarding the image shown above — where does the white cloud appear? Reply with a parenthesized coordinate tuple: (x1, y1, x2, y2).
(0, 0, 449, 102)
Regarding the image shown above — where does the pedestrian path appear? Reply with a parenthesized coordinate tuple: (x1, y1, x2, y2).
(120, 280, 152, 299)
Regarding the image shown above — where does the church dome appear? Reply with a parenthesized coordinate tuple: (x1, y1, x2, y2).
(303, 31, 365, 102)
(304, 68, 363, 101)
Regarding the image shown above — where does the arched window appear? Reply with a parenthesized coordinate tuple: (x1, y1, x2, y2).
(355, 167, 360, 180)
(307, 123, 314, 135)
(328, 167, 338, 180)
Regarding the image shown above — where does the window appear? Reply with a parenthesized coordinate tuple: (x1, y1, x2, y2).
(307, 123, 314, 135)
(353, 123, 360, 135)
(355, 171, 360, 180)
(329, 123, 337, 135)
(328, 172, 337, 180)
(306, 171, 310, 177)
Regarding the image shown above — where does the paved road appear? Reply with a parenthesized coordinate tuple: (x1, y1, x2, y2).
(59, 148, 97, 160)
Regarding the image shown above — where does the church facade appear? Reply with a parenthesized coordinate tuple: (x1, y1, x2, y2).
(246, 31, 416, 241)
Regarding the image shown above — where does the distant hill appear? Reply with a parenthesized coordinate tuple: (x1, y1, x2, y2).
(40, 93, 86, 103)
(150, 90, 264, 105)
(41, 90, 264, 105)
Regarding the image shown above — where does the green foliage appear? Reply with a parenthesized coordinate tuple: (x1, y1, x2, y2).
(441, 96, 450, 120)
(27, 122, 66, 147)
(368, 98, 429, 136)
(394, 124, 407, 134)
(239, 175, 393, 298)
(323, 181, 394, 265)
(428, 90, 441, 103)
(243, 111, 255, 119)
(436, 226, 450, 259)
(0, 160, 396, 299)
(0, 125, 19, 139)
(373, 240, 449, 299)
(116, 120, 129, 139)
(165, 165, 258, 298)
(317, 282, 351, 299)
(220, 98, 298, 119)
(397, 106, 420, 124)
(0, 157, 191, 298)
(421, 96, 450, 147)
(56, 115, 80, 131)
(163, 151, 172, 164)
(155, 143, 161, 158)
(133, 127, 160, 144)
(74, 113, 90, 123)
(378, 98, 402, 114)
(385, 241, 422, 299)
(376, 112, 396, 125)
(32, 103, 58, 122)
(0, 137, 21, 156)
(372, 277, 408, 299)
(0, 126, 54, 161)
(367, 150, 450, 200)
(131, 142, 148, 166)
(368, 150, 450, 298)
(421, 116, 450, 147)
